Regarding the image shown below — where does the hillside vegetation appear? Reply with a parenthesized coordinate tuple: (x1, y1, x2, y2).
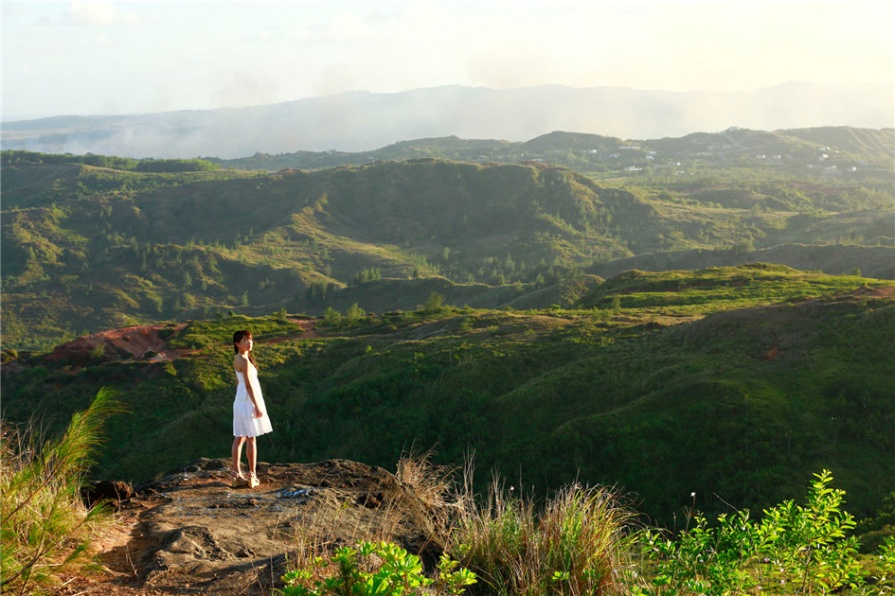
(212, 126, 895, 175)
(2, 132, 892, 351)
(2, 265, 893, 529)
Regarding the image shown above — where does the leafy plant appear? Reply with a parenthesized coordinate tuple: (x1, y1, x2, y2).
(635, 471, 886, 595)
(277, 540, 476, 596)
(872, 536, 895, 590)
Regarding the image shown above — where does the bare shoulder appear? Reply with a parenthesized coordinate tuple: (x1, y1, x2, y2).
(234, 353, 248, 372)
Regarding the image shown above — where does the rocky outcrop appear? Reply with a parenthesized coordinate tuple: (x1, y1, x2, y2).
(61, 458, 446, 595)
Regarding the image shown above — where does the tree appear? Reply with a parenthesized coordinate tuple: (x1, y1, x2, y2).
(421, 292, 445, 313)
(323, 307, 342, 326)
(346, 303, 365, 324)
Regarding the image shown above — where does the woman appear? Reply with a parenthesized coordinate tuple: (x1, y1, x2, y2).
(231, 330, 273, 488)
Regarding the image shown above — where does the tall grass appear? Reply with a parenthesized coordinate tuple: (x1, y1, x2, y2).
(283, 455, 895, 595)
(276, 449, 465, 594)
(396, 447, 463, 539)
(449, 469, 637, 596)
(279, 452, 638, 595)
(1, 389, 120, 595)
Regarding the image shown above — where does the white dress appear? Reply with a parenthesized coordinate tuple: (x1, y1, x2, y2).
(233, 362, 273, 437)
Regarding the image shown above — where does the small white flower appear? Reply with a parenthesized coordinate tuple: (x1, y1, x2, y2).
(690, 492, 696, 498)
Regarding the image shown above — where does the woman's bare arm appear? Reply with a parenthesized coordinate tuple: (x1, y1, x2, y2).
(235, 354, 263, 417)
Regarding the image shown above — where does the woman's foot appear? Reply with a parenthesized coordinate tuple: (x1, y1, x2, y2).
(248, 472, 260, 489)
(230, 470, 248, 488)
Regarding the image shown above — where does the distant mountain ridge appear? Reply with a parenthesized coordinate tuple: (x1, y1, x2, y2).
(210, 127, 894, 173)
(3, 82, 891, 158)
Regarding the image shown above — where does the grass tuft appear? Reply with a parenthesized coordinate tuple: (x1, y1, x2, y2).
(0, 388, 121, 595)
(450, 469, 636, 596)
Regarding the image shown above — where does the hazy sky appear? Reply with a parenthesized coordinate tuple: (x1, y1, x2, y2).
(2, 0, 893, 120)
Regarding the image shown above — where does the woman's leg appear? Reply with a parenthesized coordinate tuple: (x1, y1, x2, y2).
(246, 437, 257, 477)
(232, 436, 246, 477)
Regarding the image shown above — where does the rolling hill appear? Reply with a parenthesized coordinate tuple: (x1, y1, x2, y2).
(2, 144, 892, 351)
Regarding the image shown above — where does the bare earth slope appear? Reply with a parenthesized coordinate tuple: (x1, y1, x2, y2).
(60, 458, 443, 595)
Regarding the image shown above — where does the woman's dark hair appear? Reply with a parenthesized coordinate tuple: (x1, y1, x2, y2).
(233, 330, 256, 367)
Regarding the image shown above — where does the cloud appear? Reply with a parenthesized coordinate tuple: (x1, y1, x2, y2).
(65, 1, 139, 26)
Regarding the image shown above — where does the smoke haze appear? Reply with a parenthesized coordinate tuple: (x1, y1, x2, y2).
(2, 83, 892, 159)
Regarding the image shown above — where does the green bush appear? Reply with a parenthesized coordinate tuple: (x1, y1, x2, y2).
(421, 292, 445, 313)
(322, 306, 343, 326)
(634, 470, 894, 595)
(277, 540, 476, 596)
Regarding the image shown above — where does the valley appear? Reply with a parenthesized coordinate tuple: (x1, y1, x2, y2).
(1, 126, 893, 558)
(2, 127, 892, 352)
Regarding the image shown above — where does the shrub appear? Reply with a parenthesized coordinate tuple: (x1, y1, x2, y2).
(323, 307, 342, 326)
(277, 540, 476, 596)
(422, 292, 445, 313)
(346, 303, 366, 325)
(634, 470, 889, 595)
(0, 389, 121, 595)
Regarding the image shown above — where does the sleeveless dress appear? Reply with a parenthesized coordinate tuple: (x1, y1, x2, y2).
(233, 361, 273, 437)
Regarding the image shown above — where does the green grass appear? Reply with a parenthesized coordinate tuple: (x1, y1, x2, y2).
(580, 264, 889, 314)
(451, 476, 635, 595)
(0, 389, 121, 595)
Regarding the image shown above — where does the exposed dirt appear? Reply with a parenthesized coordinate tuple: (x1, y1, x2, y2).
(291, 319, 319, 337)
(57, 458, 446, 595)
(39, 319, 319, 369)
(852, 285, 895, 299)
(43, 323, 190, 367)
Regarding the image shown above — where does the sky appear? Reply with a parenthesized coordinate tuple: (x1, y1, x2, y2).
(1, 0, 893, 121)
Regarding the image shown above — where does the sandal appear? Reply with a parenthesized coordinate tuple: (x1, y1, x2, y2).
(230, 470, 248, 488)
(248, 472, 260, 489)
